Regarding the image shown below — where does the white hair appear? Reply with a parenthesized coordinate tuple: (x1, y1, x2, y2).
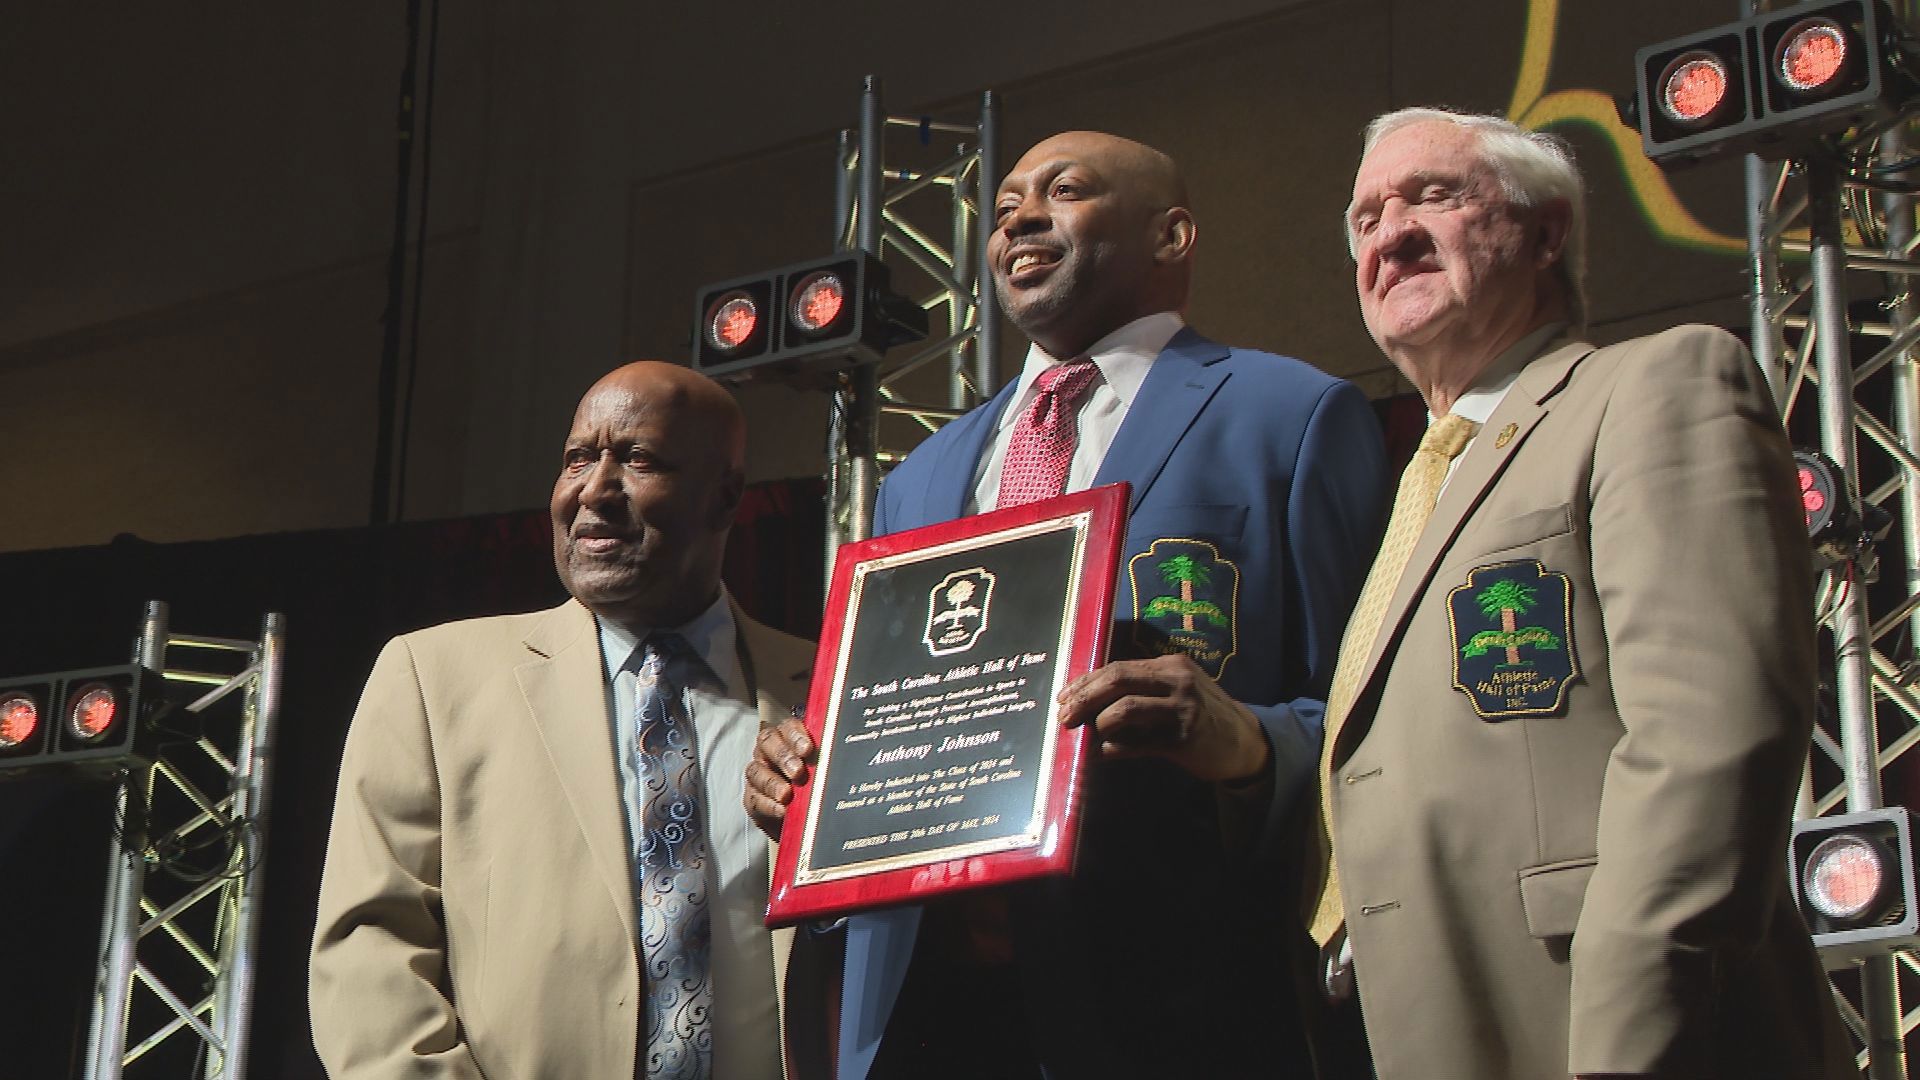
(1347, 107, 1589, 330)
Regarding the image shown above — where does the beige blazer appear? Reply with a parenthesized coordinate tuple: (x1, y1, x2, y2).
(1318, 327, 1851, 1078)
(311, 598, 818, 1079)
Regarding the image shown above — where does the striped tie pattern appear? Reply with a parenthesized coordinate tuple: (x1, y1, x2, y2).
(1311, 413, 1478, 945)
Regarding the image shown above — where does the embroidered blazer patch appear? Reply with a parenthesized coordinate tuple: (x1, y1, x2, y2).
(1448, 559, 1578, 718)
(1127, 538, 1240, 679)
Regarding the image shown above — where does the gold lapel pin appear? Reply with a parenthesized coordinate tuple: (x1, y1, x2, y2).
(1493, 422, 1518, 449)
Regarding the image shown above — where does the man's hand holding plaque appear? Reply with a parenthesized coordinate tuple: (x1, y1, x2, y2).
(746, 718, 812, 839)
(1055, 651, 1272, 783)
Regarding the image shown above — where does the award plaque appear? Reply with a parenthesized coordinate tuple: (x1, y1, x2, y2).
(765, 482, 1128, 927)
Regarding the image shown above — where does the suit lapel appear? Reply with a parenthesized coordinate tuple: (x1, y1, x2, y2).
(734, 606, 818, 1072)
(515, 599, 640, 948)
(1333, 339, 1594, 761)
(922, 384, 1019, 522)
(1091, 329, 1230, 512)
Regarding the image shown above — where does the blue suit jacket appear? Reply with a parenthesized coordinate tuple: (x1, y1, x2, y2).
(840, 329, 1388, 1079)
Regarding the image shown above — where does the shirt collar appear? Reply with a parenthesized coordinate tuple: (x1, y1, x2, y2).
(594, 589, 744, 698)
(996, 311, 1185, 432)
(1440, 321, 1566, 426)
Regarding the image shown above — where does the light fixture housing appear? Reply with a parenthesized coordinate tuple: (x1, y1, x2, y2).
(0, 687, 46, 756)
(694, 279, 773, 371)
(1630, 0, 1910, 167)
(1795, 447, 1861, 572)
(1791, 807, 1920, 968)
(0, 665, 170, 777)
(691, 252, 929, 385)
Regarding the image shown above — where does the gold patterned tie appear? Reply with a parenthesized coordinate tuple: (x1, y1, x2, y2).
(1310, 413, 1478, 945)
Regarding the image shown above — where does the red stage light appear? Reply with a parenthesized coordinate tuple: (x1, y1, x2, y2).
(1777, 18, 1849, 92)
(68, 684, 119, 742)
(1659, 51, 1732, 124)
(705, 291, 760, 353)
(1805, 833, 1886, 920)
(0, 693, 38, 749)
(790, 271, 848, 333)
(1801, 465, 1828, 517)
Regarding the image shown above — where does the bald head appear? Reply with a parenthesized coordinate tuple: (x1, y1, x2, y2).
(578, 360, 746, 471)
(1031, 131, 1189, 208)
(549, 360, 746, 629)
(989, 130, 1197, 359)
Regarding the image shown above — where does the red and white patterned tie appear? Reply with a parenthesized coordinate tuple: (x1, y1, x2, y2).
(995, 360, 1102, 510)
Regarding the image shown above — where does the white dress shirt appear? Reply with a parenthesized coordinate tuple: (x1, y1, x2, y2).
(968, 310, 1186, 513)
(597, 591, 781, 1080)
(1436, 321, 1566, 492)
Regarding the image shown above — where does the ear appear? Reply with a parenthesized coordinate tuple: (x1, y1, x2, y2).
(1533, 199, 1573, 270)
(1156, 207, 1197, 265)
(712, 467, 746, 531)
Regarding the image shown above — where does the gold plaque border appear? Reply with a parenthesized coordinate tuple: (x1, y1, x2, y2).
(792, 511, 1093, 886)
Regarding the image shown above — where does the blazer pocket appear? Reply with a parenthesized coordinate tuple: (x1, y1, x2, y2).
(1126, 503, 1249, 547)
(1463, 502, 1574, 557)
(1517, 856, 1596, 939)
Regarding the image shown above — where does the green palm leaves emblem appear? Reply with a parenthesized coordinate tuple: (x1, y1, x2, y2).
(1142, 554, 1228, 632)
(1461, 578, 1561, 664)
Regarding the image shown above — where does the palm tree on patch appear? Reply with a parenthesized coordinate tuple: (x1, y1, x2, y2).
(1142, 553, 1229, 632)
(1475, 579, 1538, 666)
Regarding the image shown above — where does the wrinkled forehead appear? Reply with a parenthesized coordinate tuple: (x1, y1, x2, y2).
(1350, 123, 1496, 206)
(571, 383, 647, 427)
(566, 382, 697, 446)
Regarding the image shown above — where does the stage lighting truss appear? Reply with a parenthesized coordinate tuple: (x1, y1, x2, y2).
(690, 78, 1005, 570)
(1717, 2, 1920, 1065)
(43, 601, 288, 1080)
(818, 82, 1007, 571)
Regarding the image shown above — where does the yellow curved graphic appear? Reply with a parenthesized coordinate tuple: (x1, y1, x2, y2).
(1505, 0, 1745, 255)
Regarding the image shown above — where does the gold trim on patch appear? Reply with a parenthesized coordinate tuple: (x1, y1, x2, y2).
(1125, 537, 1241, 679)
(1445, 558, 1579, 720)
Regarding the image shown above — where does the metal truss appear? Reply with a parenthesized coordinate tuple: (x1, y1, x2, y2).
(823, 77, 1001, 562)
(83, 600, 285, 1080)
(1749, 107, 1920, 1074)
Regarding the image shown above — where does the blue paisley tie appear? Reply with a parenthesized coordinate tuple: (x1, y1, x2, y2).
(635, 633, 713, 1080)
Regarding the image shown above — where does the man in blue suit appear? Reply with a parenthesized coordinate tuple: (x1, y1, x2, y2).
(748, 130, 1387, 1078)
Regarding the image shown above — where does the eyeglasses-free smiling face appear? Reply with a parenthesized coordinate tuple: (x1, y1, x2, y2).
(1348, 120, 1552, 370)
(988, 131, 1190, 359)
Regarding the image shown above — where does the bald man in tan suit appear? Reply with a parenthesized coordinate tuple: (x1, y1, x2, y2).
(312, 363, 824, 1079)
(1312, 109, 1851, 1078)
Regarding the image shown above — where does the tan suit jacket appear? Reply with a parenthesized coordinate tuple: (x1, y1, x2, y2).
(311, 598, 819, 1079)
(1319, 327, 1851, 1077)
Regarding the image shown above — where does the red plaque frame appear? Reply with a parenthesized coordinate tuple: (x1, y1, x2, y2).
(766, 483, 1128, 927)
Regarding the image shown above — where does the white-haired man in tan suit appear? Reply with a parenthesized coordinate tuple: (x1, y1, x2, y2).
(1312, 108, 1851, 1078)
(312, 361, 823, 1079)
